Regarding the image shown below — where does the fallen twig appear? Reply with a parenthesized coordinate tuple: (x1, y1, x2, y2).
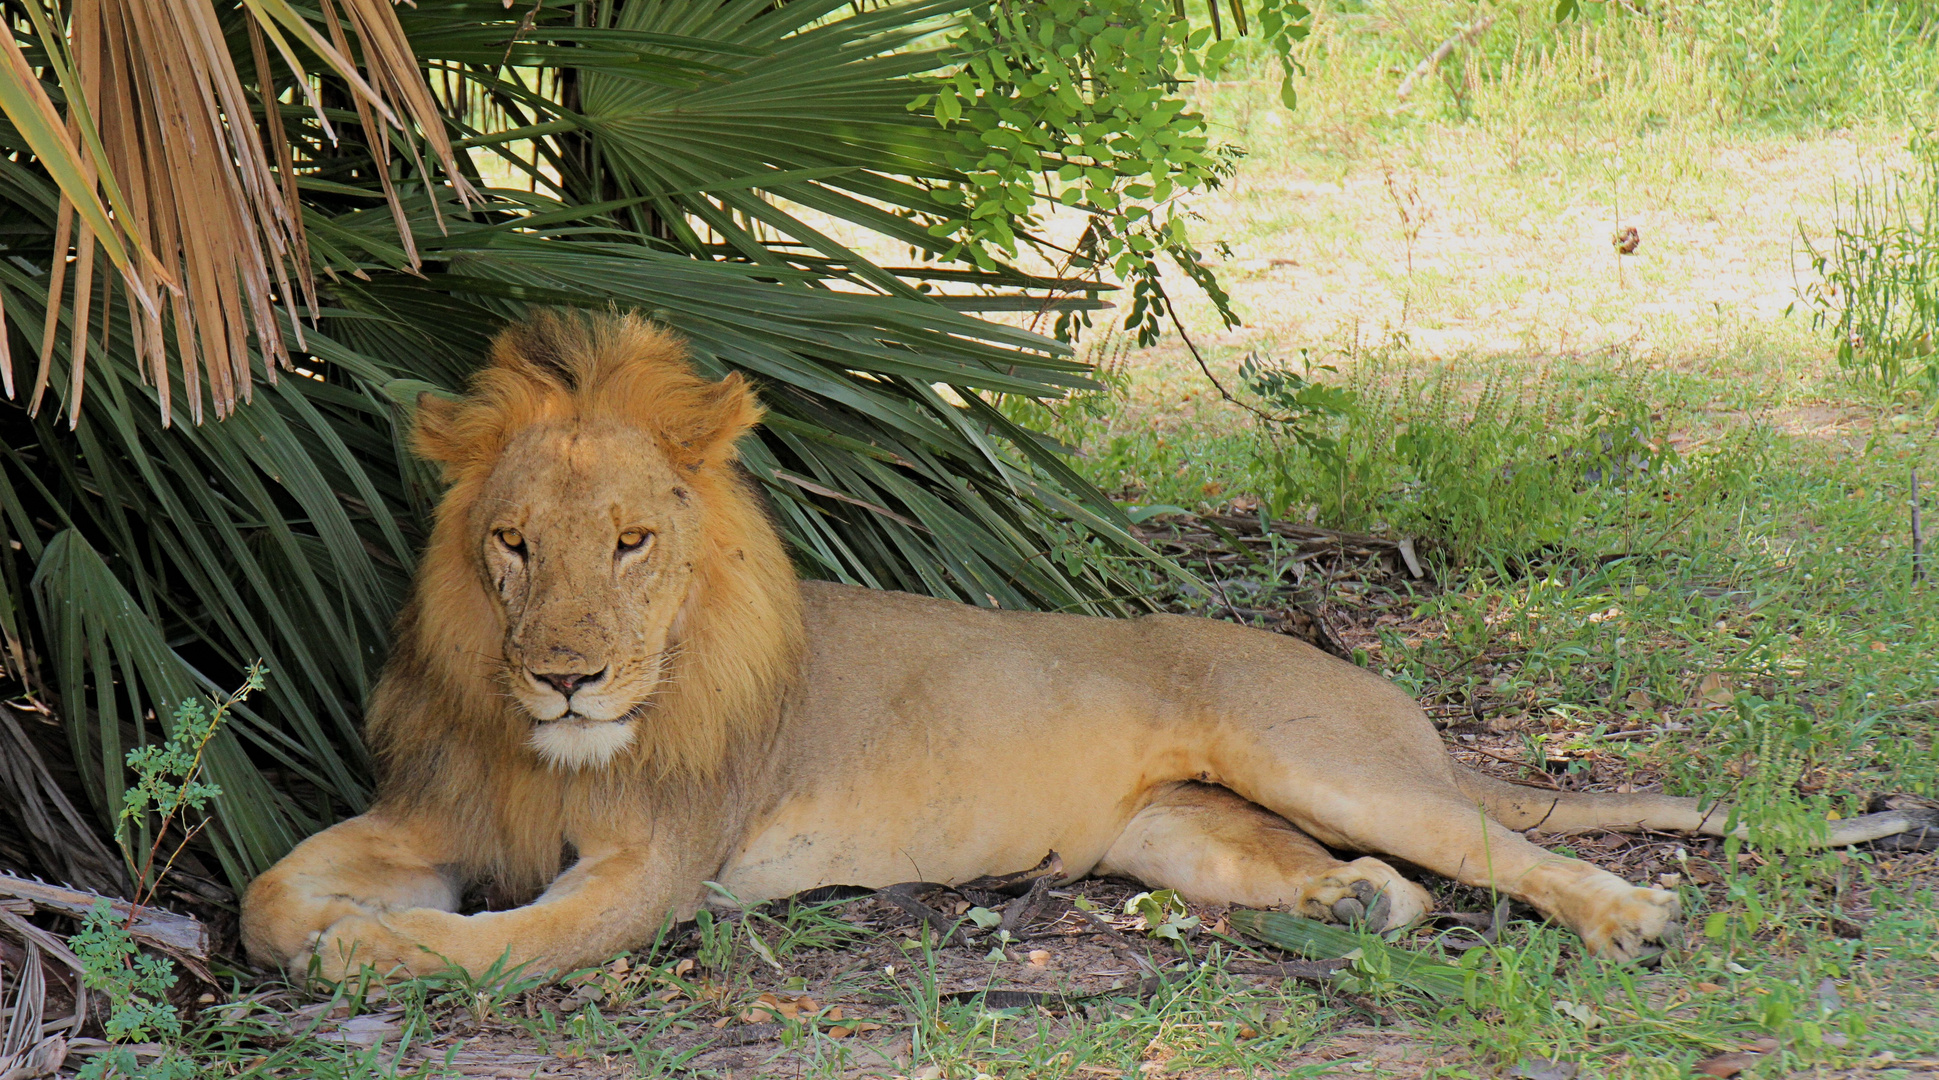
(1133, 512, 1407, 560)
(937, 975, 1173, 1015)
(1225, 958, 1351, 982)
(1594, 725, 1692, 742)
(1204, 555, 1246, 622)
(1396, 14, 1499, 100)
(1456, 747, 1561, 790)
(938, 988, 1085, 1012)
(0, 872, 208, 959)
(876, 884, 977, 950)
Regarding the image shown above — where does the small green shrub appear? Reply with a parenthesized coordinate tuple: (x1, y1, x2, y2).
(71, 665, 265, 1080)
(1801, 134, 1939, 393)
(71, 900, 185, 1050)
(1249, 360, 1683, 567)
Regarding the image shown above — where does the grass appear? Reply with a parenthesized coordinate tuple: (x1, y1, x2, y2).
(80, 1, 1939, 1076)
(152, 847, 1939, 1078)
(1802, 133, 1939, 391)
(139, 333, 1939, 1080)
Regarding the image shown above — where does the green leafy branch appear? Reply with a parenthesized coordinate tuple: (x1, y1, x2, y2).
(116, 662, 267, 901)
(915, 0, 1308, 338)
(69, 664, 267, 1079)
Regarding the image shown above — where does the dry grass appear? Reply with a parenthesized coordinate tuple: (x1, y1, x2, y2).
(1128, 91, 1921, 425)
(0, 0, 472, 426)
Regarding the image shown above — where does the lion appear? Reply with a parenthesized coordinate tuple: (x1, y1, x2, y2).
(241, 312, 1936, 980)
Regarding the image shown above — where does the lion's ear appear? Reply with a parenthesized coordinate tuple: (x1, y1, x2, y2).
(666, 372, 762, 470)
(412, 391, 466, 464)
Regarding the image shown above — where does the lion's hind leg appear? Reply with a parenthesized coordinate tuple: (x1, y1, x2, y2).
(1095, 781, 1432, 932)
(1251, 772, 1680, 961)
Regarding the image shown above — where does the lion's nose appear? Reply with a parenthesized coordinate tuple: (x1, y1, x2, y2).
(531, 668, 606, 697)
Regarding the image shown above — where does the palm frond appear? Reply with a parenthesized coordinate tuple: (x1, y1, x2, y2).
(0, 0, 472, 426)
(0, 0, 1311, 893)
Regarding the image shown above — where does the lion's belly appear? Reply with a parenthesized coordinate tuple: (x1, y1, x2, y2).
(707, 582, 1312, 904)
(718, 791, 1126, 902)
(715, 732, 1172, 901)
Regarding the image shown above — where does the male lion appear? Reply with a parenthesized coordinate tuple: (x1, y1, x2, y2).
(242, 313, 1934, 980)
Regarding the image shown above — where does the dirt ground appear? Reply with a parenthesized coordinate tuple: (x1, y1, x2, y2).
(256, 517, 1939, 1078)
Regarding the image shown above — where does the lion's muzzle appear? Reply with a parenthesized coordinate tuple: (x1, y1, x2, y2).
(531, 667, 606, 697)
(518, 661, 649, 768)
(521, 664, 615, 720)
(517, 661, 632, 722)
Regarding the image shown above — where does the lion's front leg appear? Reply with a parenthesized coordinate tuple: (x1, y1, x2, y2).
(310, 846, 679, 982)
(241, 813, 460, 972)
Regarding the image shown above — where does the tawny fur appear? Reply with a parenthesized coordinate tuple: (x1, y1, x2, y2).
(368, 312, 800, 897)
(239, 313, 1935, 981)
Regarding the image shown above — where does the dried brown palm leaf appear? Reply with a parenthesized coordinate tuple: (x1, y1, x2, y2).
(0, 0, 476, 427)
(0, 702, 126, 897)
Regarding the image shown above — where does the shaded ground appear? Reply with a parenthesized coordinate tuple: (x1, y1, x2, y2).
(155, 518, 1937, 1079)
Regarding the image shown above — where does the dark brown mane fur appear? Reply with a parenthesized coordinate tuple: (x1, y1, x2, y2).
(364, 312, 803, 896)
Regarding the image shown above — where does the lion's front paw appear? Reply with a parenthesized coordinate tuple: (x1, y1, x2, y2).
(1300, 857, 1433, 933)
(309, 913, 442, 983)
(1568, 878, 1681, 962)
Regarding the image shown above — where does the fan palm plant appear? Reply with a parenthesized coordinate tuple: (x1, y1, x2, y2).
(0, 0, 1307, 894)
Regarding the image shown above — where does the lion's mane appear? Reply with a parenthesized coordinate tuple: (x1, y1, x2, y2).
(364, 313, 803, 895)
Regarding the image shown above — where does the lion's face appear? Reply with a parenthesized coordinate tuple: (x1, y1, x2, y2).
(472, 418, 705, 768)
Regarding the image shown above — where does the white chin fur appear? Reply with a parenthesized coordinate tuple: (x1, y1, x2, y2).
(528, 718, 637, 769)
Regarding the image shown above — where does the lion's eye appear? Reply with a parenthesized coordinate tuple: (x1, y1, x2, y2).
(617, 528, 652, 554)
(495, 528, 526, 553)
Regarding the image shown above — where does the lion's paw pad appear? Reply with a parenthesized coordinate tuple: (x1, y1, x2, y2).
(1303, 858, 1433, 932)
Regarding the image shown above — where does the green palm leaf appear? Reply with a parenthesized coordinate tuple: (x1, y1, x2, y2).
(0, 0, 1295, 893)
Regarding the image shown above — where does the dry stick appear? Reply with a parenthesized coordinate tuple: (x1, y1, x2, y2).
(1395, 14, 1499, 100)
(1595, 725, 1691, 742)
(1460, 745, 1562, 790)
(1202, 554, 1247, 623)
(0, 873, 209, 958)
(1156, 284, 1298, 427)
(1913, 469, 1925, 584)
(1224, 958, 1351, 982)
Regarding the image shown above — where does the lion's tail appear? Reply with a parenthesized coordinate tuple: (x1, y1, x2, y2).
(1452, 766, 1936, 848)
